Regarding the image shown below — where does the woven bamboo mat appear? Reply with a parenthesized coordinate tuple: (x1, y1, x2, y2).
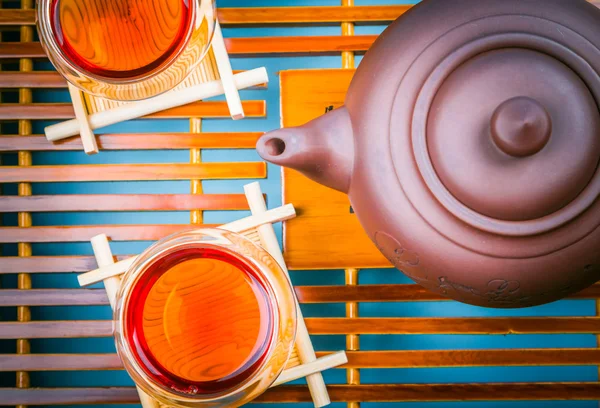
(1, 1, 600, 407)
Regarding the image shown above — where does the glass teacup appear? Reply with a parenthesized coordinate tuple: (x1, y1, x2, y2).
(37, 0, 216, 101)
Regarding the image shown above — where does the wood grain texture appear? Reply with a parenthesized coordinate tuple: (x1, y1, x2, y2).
(0, 41, 41, 58)
(0, 71, 264, 89)
(0, 225, 215, 243)
(0, 8, 35, 25)
(0, 354, 122, 371)
(259, 383, 600, 402)
(280, 69, 389, 269)
(0, 72, 65, 88)
(304, 318, 600, 335)
(3, 318, 600, 339)
(218, 6, 409, 24)
(3, 348, 600, 372)
(0, 132, 262, 151)
(0, 290, 109, 307)
(0, 321, 113, 339)
(5, 4, 600, 27)
(0, 6, 408, 26)
(0, 256, 132, 274)
(0, 194, 251, 212)
(2, 282, 600, 301)
(0, 162, 266, 182)
(0, 37, 377, 59)
(3, 383, 600, 404)
(336, 349, 600, 368)
(224, 36, 375, 55)
(295, 284, 600, 302)
(0, 101, 265, 120)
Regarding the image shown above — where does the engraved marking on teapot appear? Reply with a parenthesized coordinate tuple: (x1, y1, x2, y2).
(437, 276, 525, 306)
(374, 231, 420, 268)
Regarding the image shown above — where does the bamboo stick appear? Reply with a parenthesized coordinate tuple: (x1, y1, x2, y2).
(45, 68, 268, 141)
(244, 182, 332, 408)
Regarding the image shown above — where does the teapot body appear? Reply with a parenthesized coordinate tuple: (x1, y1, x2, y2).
(259, 0, 600, 307)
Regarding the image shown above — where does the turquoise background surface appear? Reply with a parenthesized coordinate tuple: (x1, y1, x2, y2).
(0, 0, 598, 407)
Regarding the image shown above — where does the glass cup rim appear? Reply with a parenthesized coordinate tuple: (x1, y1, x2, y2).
(114, 228, 298, 406)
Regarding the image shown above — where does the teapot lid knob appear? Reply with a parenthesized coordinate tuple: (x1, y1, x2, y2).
(491, 96, 552, 157)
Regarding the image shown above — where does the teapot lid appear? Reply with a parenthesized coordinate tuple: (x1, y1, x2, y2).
(426, 48, 600, 222)
(374, 0, 600, 239)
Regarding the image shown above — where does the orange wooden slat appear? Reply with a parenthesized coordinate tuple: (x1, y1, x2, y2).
(3, 318, 600, 339)
(0, 37, 377, 59)
(295, 284, 600, 302)
(0, 101, 265, 120)
(3, 349, 600, 371)
(0, 194, 251, 212)
(0, 6, 409, 26)
(0, 256, 132, 274)
(224, 35, 376, 55)
(0, 225, 215, 243)
(0, 9, 35, 25)
(260, 383, 600, 402)
(218, 6, 409, 24)
(4, 3, 600, 27)
(3, 383, 600, 405)
(0, 132, 262, 151)
(0, 162, 266, 182)
(336, 349, 600, 368)
(304, 317, 600, 335)
(0, 41, 40, 58)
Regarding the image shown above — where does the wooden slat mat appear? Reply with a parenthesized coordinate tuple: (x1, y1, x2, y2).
(1, 1, 600, 407)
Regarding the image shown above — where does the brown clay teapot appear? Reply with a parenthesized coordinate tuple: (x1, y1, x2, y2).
(257, 0, 600, 308)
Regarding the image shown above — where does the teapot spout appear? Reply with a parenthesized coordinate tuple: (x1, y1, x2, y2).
(257, 106, 354, 193)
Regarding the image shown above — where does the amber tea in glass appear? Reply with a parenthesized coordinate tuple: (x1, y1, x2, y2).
(126, 247, 274, 394)
(114, 229, 297, 407)
(50, 0, 194, 79)
(37, 0, 216, 100)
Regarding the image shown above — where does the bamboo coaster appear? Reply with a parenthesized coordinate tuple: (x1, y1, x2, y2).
(82, 183, 347, 407)
(45, 21, 259, 155)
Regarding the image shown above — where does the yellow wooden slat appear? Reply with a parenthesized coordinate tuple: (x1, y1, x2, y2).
(17, 1, 33, 402)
